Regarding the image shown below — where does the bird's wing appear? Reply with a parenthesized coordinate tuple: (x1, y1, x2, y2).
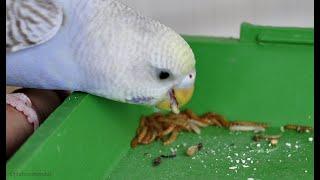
(6, 0, 63, 53)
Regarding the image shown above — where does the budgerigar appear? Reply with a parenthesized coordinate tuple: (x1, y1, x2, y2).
(6, 0, 196, 114)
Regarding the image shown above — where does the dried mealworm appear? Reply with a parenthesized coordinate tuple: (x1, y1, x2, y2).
(230, 121, 267, 128)
(214, 114, 229, 127)
(185, 109, 201, 120)
(201, 113, 222, 126)
(171, 118, 190, 128)
(216, 116, 230, 127)
(149, 130, 157, 142)
(160, 124, 176, 137)
(139, 116, 146, 126)
(229, 125, 265, 132)
(188, 119, 209, 127)
(163, 130, 179, 145)
(150, 120, 164, 134)
(130, 136, 139, 148)
(189, 122, 201, 134)
(284, 124, 313, 133)
(229, 121, 267, 132)
(138, 126, 148, 142)
(253, 134, 281, 141)
(141, 131, 153, 144)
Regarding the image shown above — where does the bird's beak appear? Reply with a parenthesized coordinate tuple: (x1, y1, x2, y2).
(156, 86, 194, 114)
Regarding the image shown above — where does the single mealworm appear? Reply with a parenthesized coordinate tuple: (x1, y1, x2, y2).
(138, 126, 148, 142)
(163, 129, 179, 145)
(160, 124, 176, 137)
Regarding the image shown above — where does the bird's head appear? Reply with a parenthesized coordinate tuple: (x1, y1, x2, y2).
(118, 24, 196, 114)
(150, 31, 196, 114)
(84, 3, 196, 114)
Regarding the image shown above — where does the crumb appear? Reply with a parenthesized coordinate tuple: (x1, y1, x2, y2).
(308, 137, 313, 142)
(285, 143, 292, 147)
(256, 144, 261, 147)
(253, 168, 257, 171)
(304, 170, 308, 173)
(229, 166, 237, 170)
(288, 154, 291, 157)
(270, 139, 278, 146)
(243, 165, 249, 168)
(234, 153, 239, 156)
(280, 126, 285, 132)
(236, 160, 240, 163)
(248, 178, 254, 180)
(241, 159, 246, 164)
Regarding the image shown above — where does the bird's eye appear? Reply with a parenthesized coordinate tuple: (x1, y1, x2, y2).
(159, 71, 170, 80)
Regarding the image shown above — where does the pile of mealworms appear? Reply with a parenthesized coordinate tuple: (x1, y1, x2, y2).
(131, 109, 268, 148)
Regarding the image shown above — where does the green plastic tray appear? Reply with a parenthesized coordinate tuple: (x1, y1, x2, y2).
(7, 23, 314, 180)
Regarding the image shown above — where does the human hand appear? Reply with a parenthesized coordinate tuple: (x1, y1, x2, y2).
(6, 88, 69, 160)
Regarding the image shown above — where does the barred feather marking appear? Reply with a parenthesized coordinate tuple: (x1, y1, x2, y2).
(6, 0, 63, 53)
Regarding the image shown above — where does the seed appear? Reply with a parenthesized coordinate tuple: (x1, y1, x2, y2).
(270, 139, 278, 146)
(186, 145, 198, 156)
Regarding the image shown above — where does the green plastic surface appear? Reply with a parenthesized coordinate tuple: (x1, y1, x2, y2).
(7, 23, 314, 179)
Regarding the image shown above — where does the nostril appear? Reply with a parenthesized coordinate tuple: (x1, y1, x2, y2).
(189, 74, 192, 78)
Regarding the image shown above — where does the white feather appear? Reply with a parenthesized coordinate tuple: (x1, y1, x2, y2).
(6, 0, 196, 106)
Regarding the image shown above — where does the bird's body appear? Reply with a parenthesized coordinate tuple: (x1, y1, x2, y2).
(6, 0, 196, 112)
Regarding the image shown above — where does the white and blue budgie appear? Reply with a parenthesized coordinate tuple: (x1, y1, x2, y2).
(6, 0, 196, 115)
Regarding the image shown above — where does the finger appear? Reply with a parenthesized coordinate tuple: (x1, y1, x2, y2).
(13, 88, 70, 121)
(6, 88, 70, 159)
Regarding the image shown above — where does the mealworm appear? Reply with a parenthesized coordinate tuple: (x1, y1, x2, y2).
(283, 124, 313, 133)
(189, 122, 201, 134)
(163, 130, 179, 145)
(130, 136, 139, 148)
(188, 119, 209, 127)
(160, 124, 176, 137)
(138, 126, 148, 142)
